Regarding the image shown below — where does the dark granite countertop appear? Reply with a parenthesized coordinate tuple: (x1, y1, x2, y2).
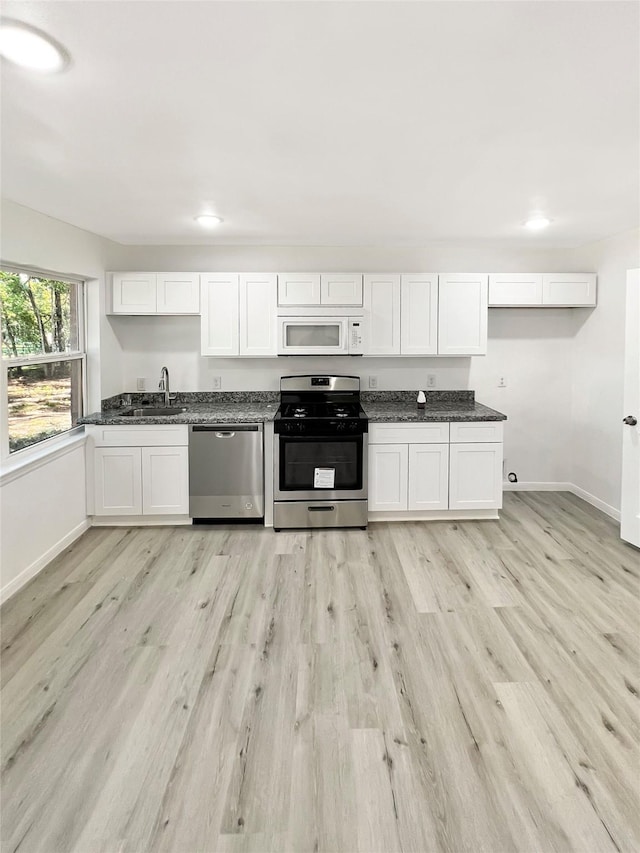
(79, 390, 506, 426)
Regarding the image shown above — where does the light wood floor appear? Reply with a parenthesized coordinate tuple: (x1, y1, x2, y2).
(1, 492, 639, 853)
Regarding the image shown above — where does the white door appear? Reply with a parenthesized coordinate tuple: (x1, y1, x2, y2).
(408, 444, 449, 510)
(621, 268, 640, 547)
(277, 273, 320, 306)
(200, 273, 239, 356)
(449, 443, 503, 510)
(111, 273, 157, 314)
(364, 274, 401, 355)
(401, 274, 438, 355)
(488, 273, 543, 306)
(240, 274, 278, 356)
(542, 273, 597, 306)
(93, 447, 142, 515)
(438, 274, 488, 355)
(368, 444, 408, 511)
(156, 273, 200, 314)
(320, 273, 363, 306)
(142, 446, 189, 515)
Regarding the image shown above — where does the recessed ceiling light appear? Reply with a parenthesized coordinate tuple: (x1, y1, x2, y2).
(0, 19, 69, 73)
(195, 215, 223, 228)
(524, 212, 551, 230)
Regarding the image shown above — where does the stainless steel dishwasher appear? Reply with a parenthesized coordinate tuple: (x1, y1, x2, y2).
(189, 424, 264, 520)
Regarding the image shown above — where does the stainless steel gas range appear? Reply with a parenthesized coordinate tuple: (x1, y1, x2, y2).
(273, 375, 369, 530)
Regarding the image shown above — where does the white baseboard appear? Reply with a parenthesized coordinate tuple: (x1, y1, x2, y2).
(0, 519, 90, 605)
(90, 515, 192, 526)
(503, 481, 620, 522)
(368, 509, 499, 522)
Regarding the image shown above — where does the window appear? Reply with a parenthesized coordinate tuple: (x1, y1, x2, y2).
(0, 269, 86, 457)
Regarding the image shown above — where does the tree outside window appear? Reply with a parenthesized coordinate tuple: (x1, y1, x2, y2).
(0, 270, 85, 455)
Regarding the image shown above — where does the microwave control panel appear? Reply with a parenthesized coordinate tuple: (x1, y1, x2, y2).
(349, 320, 364, 354)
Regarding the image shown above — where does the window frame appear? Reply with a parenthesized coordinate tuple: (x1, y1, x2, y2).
(0, 265, 87, 463)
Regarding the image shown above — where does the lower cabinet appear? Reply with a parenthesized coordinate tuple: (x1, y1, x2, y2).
(88, 426, 189, 517)
(368, 421, 503, 515)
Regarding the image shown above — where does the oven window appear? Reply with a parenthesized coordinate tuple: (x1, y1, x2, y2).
(285, 324, 341, 348)
(280, 435, 362, 490)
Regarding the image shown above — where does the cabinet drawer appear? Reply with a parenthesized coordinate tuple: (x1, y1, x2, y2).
(369, 422, 450, 444)
(88, 425, 189, 447)
(449, 421, 503, 443)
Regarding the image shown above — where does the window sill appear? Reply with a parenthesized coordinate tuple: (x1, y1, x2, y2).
(0, 428, 86, 487)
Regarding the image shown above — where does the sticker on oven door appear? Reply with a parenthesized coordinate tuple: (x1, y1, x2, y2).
(314, 467, 335, 488)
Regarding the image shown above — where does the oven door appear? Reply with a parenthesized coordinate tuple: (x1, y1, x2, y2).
(277, 317, 349, 355)
(275, 433, 368, 501)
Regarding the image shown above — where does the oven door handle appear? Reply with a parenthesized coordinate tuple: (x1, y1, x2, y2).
(308, 505, 335, 512)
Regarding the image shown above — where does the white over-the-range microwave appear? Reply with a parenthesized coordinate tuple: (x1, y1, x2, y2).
(277, 316, 365, 355)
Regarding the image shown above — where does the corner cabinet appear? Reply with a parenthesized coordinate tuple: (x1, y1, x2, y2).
(87, 425, 189, 519)
(201, 273, 277, 357)
(368, 420, 502, 519)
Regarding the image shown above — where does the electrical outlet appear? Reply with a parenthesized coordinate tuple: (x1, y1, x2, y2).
(368, 375, 378, 389)
(498, 376, 507, 388)
(212, 376, 222, 390)
(136, 377, 145, 391)
(427, 374, 436, 388)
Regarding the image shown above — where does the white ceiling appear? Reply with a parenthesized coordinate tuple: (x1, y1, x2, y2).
(1, 1, 639, 247)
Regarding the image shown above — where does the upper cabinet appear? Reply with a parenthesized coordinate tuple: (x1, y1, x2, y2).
(201, 273, 277, 357)
(437, 274, 488, 356)
(364, 274, 401, 355)
(400, 274, 438, 355)
(489, 273, 597, 307)
(110, 272, 199, 314)
(278, 273, 362, 307)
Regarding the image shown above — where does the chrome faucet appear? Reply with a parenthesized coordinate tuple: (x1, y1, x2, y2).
(158, 366, 176, 407)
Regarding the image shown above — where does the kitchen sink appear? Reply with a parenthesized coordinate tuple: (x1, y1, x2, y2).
(121, 406, 188, 417)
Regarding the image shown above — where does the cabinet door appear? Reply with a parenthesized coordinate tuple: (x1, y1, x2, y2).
(401, 274, 438, 355)
(542, 273, 597, 306)
(111, 273, 157, 314)
(368, 444, 408, 511)
(488, 274, 543, 307)
(364, 274, 401, 355)
(142, 446, 189, 515)
(320, 273, 363, 306)
(438, 274, 488, 355)
(93, 447, 142, 515)
(200, 273, 240, 356)
(408, 444, 449, 510)
(156, 273, 200, 314)
(277, 274, 321, 306)
(240, 274, 278, 356)
(449, 442, 503, 510)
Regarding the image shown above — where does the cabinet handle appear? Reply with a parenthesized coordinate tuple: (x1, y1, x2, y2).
(623, 415, 638, 426)
(215, 432, 235, 438)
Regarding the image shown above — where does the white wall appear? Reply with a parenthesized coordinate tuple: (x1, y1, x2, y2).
(105, 242, 587, 485)
(0, 442, 88, 601)
(569, 228, 640, 515)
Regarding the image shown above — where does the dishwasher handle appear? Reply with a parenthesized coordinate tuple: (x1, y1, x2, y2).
(191, 424, 261, 432)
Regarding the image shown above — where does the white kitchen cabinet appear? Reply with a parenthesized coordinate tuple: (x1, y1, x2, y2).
(488, 274, 543, 306)
(88, 425, 189, 518)
(239, 274, 277, 356)
(111, 272, 200, 314)
(93, 446, 143, 515)
(438, 274, 488, 355)
(320, 273, 363, 306)
(407, 444, 449, 510)
(400, 274, 438, 355)
(449, 443, 503, 510)
(141, 446, 189, 514)
(542, 273, 597, 306)
(488, 273, 596, 307)
(156, 273, 200, 314)
(200, 273, 240, 356)
(368, 443, 408, 511)
(111, 273, 157, 314)
(277, 274, 321, 306)
(364, 274, 401, 355)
